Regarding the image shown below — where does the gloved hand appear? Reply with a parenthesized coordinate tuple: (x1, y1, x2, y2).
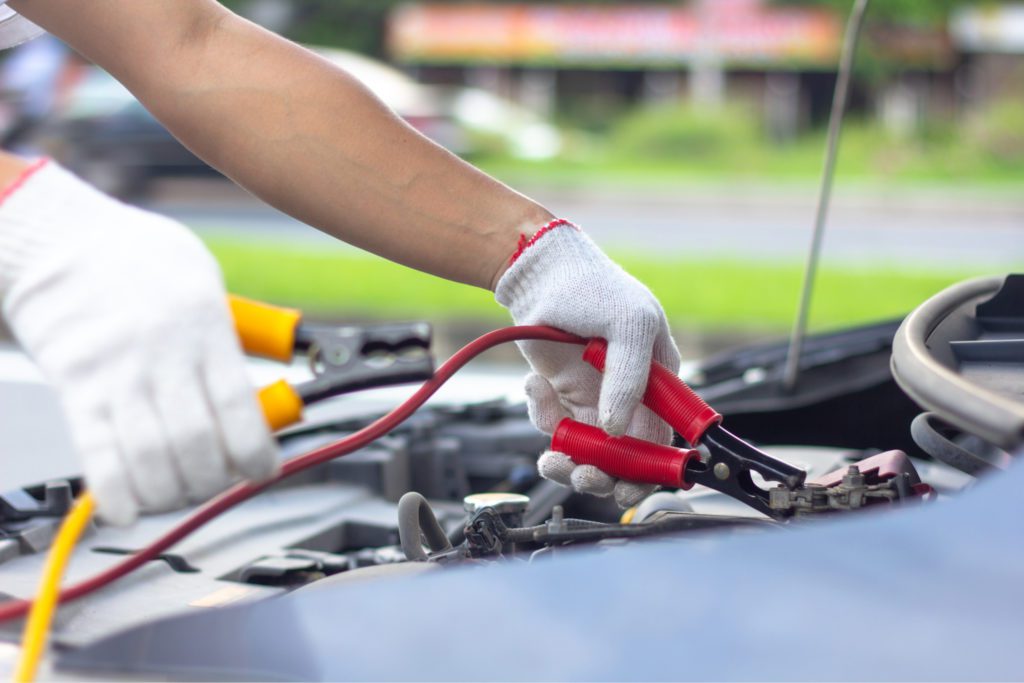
(0, 160, 277, 525)
(496, 221, 681, 508)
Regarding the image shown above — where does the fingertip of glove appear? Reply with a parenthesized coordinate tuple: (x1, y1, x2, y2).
(82, 453, 139, 526)
(524, 373, 566, 435)
(538, 450, 574, 486)
(598, 381, 646, 437)
(599, 406, 632, 437)
(233, 438, 281, 483)
(94, 495, 137, 527)
(570, 465, 615, 497)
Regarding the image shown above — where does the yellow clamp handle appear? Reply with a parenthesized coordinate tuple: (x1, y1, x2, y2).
(228, 295, 307, 431)
(228, 294, 303, 363)
(258, 379, 305, 432)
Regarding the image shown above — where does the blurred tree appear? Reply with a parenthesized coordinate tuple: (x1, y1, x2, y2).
(772, 0, 982, 26)
(221, 0, 404, 55)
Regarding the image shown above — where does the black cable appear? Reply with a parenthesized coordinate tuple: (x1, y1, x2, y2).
(504, 518, 653, 544)
(503, 514, 769, 545)
(911, 412, 999, 477)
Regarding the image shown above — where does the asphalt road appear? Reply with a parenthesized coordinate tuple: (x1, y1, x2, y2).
(144, 178, 1024, 269)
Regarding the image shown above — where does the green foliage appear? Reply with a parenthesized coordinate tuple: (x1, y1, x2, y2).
(771, 0, 978, 26)
(609, 103, 761, 163)
(967, 99, 1024, 167)
(287, 1, 405, 56)
(477, 94, 1024, 186)
(221, 0, 404, 55)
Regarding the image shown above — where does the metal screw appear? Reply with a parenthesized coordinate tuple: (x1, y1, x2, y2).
(327, 346, 351, 365)
(713, 463, 730, 480)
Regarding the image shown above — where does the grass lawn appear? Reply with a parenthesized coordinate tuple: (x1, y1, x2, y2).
(475, 157, 1024, 196)
(205, 236, 997, 333)
(472, 115, 1024, 193)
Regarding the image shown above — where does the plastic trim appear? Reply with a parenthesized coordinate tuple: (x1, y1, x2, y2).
(891, 275, 1024, 450)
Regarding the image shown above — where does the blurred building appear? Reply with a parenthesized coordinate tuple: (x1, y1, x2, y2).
(387, 0, 957, 135)
(951, 4, 1024, 105)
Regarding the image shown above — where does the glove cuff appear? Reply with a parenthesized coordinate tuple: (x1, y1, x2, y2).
(0, 159, 123, 296)
(507, 218, 579, 267)
(495, 219, 605, 316)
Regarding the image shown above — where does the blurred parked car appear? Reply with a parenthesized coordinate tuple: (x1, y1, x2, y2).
(440, 86, 563, 161)
(35, 47, 561, 198)
(35, 66, 216, 197)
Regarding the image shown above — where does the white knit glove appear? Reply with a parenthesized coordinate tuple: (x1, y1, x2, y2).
(496, 223, 681, 508)
(0, 160, 277, 525)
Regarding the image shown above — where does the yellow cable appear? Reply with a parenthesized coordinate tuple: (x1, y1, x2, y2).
(13, 492, 95, 683)
(11, 376, 293, 681)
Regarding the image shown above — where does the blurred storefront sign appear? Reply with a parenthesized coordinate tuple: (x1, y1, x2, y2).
(389, 0, 841, 69)
(951, 4, 1024, 53)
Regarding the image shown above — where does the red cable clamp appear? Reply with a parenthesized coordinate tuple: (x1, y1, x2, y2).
(552, 418, 699, 490)
(582, 339, 722, 446)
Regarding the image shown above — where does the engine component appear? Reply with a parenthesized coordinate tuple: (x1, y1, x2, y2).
(629, 492, 694, 524)
(769, 451, 931, 516)
(696, 320, 925, 456)
(892, 274, 1024, 451)
(910, 412, 1008, 477)
(397, 492, 453, 562)
(463, 492, 529, 529)
(463, 505, 771, 558)
(0, 481, 75, 523)
(91, 547, 199, 574)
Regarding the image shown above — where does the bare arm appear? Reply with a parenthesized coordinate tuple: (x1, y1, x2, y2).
(8, 0, 552, 289)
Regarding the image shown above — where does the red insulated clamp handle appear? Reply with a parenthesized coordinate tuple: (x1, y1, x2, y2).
(552, 418, 698, 490)
(583, 339, 722, 446)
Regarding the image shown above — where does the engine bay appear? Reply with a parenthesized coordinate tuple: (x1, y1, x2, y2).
(0, 274, 1020, 680)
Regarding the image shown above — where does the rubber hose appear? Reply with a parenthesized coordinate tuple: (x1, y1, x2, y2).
(397, 492, 452, 562)
(910, 412, 998, 477)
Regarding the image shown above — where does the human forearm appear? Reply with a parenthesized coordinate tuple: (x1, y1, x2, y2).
(140, 17, 554, 290)
(11, 0, 552, 289)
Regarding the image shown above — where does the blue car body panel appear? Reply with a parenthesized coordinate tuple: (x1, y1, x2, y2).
(61, 456, 1024, 681)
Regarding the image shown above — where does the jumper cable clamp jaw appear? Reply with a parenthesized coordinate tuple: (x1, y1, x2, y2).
(230, 295, 434, 430)
(294, 321, 433, 404)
